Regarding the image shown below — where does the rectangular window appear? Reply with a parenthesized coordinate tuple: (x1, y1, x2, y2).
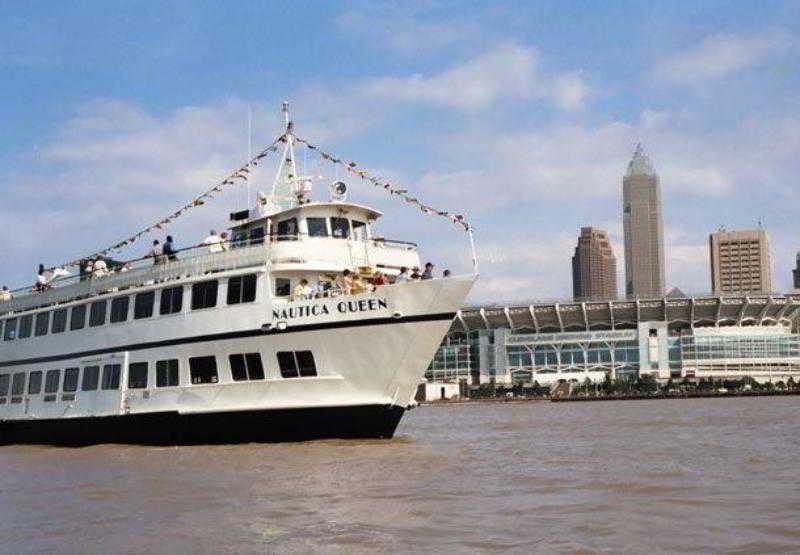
(296, 351, 317, 377)
(160, 286, 184, 315)
(191, 280, 218, 310)
(307, 217, 328, 237)
(28, 371, 42, 394)
(82, 366, 100, 391)
(0, 374, 8, 396)
(70, 305, 87, 330)
(35, 312, 50, 337)
(330, 217, 350, 239)
(11, 373, 25, 395)
(189, 356, 218, 384)
(352, 220, 367, 241)
(128, 362, 148, 389)
(63, 368, 79, 393)
(52, 308, 68, 334)
(101, 364, 121, 390)
(45, 369, 60, 393)
(227, 274, 257, 305)
(277, 352, 317, 378)
(274, 278, 291, 298)
(3, 318, 16, 341)
(277, 352, 298, 378)
(156, 359, 179, 387)
(110, 296, 130, 323)
(134, 291, 155, 319)
(249, 226, 265, 245)
(276, 218, 298, 241)
(89, 300, 107, 327)
(18, 315, 33, 339)
(229, 353, 265, 381)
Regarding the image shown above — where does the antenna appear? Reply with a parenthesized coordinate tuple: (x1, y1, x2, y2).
(247, 105, 252, 211)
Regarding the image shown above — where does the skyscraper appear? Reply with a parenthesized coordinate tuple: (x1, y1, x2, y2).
(794, 252, 800, 290)
(623, 144, 665, 298)
(709, 229, 772, 294)
(572, 227, 618, 300)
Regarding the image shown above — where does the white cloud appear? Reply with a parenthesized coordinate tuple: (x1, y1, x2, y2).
(653, 32, 796, 85)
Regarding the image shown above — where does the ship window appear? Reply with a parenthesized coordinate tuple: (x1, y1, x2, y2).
(274, 278, 291, 298)
(11, 373, 25, 395)
(45, 369, 60, 394)
(0, 374, 8, 396)
(18, 315, 33, 339)
(89, 300, 107, 327)
(276, 351, 317, 378)
(101, 364, 121, 390)
(276, 218, 298, 241)
(189, 356, 218, 384)
(70, 305, 86, 330)
(110, 296, 130, 323)
(35, 312, 50, 337)
(191, 280, 218, 310)
(82, 366, 99, 391)
(330, 217, 350, 239)
(52, 308, 68, 334)
(128, 362, 148, 389)
(249, 226, 265, 245)
(229, 353, 264, 381)
(134, 291, 155, 319)
(352, 220, 367, 241)
(63, 368, 79, 393)
(156, 359, 179, 387)
(231, 229, 248, 249)
(28, 371, 42, 394)
(227, 274, 257, 304)
(160, 286, 183, 315)
(307, 217, 328, 237)
(3, 318, 16, 341)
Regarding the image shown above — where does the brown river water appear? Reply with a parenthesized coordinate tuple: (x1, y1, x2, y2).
(1, 397, 799, 554)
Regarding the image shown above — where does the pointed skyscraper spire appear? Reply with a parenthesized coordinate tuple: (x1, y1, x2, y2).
(626, 142, 656, 177)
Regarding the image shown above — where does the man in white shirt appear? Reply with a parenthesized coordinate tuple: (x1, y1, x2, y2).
(394, 266, 412, 283)
(92, 258, 109, 278)
(0, 286, 11, 302)
(204, 230, 224, 253)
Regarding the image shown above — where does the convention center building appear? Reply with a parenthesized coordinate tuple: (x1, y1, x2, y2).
(428, 293, 800, 386)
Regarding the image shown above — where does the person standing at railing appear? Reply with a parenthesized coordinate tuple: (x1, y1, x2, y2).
(0, 286, 11, 302)
(163, 235, 178, 262)
(220, 232, 230, 251)
(203, 230, 224, 254)
(421, 262, 435, 280)
(34, 264, 52, 292)
(335, 269, 353, 295)
(149, 240, 166, 265)
(92, 258, 109, 278)
(394, 267, 411, 284)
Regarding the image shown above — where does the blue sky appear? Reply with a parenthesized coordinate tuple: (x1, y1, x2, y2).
(1, 1, 799, 301)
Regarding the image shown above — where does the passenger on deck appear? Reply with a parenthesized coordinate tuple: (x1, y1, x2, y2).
(220, 232, 230, 251)
(421, 262, 434, 280)
(84, 259, 95, 279)
(0, 286, 11, 302)
(394, 267, 411, 283)
(35, 264, 51, 292)
(335, 269, 353, 295)
(443, 269, 452, 278)
(163, 235, 178, 261)
(149, 240, 165, 265)
(372, 271, 387, 286)
(92, 258, 109, 278)
(203, 230, 224, 253)
(292, 279, 313, 300)
(410, 267, 422, 280)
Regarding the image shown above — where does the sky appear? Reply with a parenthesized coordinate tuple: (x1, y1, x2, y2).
(1, 0, 799, 302)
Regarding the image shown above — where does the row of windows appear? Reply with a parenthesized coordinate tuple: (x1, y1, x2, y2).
(0, 350, 318, 401)
(273, 216, 368, 241)
(1, 275, 257, 342)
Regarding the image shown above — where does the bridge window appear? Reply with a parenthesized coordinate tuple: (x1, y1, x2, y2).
(82, 366, 99, 391)
(110, 296, 130, 323)
(101, 364, 121, 390)
(18, 315, 32, 339)
(191, 280, 218, 310)
(35, 312, 50, 337)
(330, 217, 350, 239)
(128, 362, 148, 389)
(52, 308, 68, 334)
(307, 217, 328, 237)
(249, 226, 265, 245)
(28, 371, 42, 394)
(229, 353, 265, 381)
(11, 373, 25, 396)
(0, 374, 9, 397)
(189, 356, 218, 384)
(63, 368, 79, 393)
(3, 318, 16, 341)
(134, 291, 155, 319)
(352, 220, 367, 241)
(156, 359, 179, 387)
(274, 278, 290, 298)
(276, 218, 298, 241)
(160, 286, 184, 315)
(227, 275, 257, 304)
(70, 305, 86, 330)
(277, 351, 317, 378)
(89, 300, 107, 327)
(45, 370, 60, 394)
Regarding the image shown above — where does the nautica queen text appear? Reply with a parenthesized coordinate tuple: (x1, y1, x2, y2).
(273, 298, 389, 320)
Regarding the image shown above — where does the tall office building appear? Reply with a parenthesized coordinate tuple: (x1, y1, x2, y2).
(709, 228, 772, 294)
(623, 144, 666, 298)
(794, 252, 800, 290)
(572, 227, 618, 300)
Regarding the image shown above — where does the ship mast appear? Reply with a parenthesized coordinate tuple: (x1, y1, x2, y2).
(266, 101, 310, 212)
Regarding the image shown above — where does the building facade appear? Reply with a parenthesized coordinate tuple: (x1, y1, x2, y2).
(428, 294, 800, 386)
(572, 227, 618, 301)
(794, 252, 800, 290)
(623, 144, 665, 298)
(709, 228, 772, 294)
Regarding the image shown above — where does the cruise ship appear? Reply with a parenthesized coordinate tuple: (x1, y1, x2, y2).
(0, 106, 476, 445)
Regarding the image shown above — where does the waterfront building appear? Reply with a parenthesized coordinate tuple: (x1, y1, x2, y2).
(572, 227, 618, 301)
(427, 293, 800, 386)
(623, 144, 665, 298)
(709, 228, 772, 294)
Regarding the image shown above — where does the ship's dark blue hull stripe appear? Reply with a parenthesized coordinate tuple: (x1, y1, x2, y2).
(0, 404, 406, 446)
(0, 311, 456, 368)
